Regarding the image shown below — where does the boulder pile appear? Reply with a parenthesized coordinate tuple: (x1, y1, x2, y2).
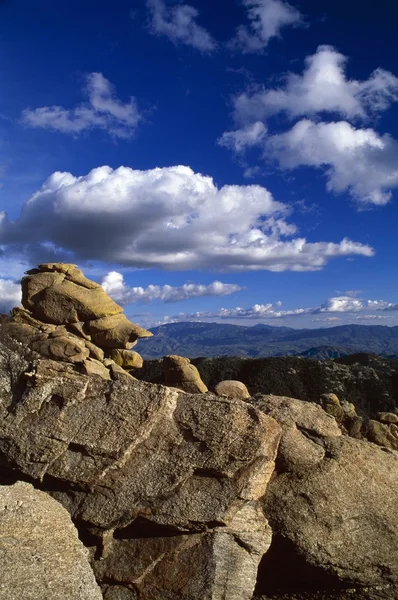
(0, 263, 397, 600)
(2, 263, 153, 381)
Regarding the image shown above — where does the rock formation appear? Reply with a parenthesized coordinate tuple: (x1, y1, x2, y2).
(0, 481, 102, 600)
(2, 263, 153, 381)
(162, 354, 208, 393)
(215, 379, 251, 400)
(250, 395, 398, 600)
(0, 263, 397, 600)
(0, 333, 280, 599)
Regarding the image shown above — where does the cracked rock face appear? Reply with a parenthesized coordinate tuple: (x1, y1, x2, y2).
(0, 481, 102, 600)
(250, 395, 398, 596)
(0, 337, 281, 599)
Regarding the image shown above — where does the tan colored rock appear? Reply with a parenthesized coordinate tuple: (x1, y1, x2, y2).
(88, 313, 152, 349)
(94, 503, 272, 600)
(250, 395, 341, 472)
(22, 263, 123, 324)
(247, 395, 398, 595)
(82, 358, 111, 380)
(346, 415, 364, 438)
(49, 325, 69, 338)
(84, 340, 105, 361)
(341, 400, 357, 418)
(107, 349, 143, 369)
(21, 270, 65, 311)
(68, 321, 92, 340)
(320, 392, 340, 405)
(0, 481, 102, 600)
(0, 340, 281, 599)
(27, 263, 101, 289)
(215, 380, 250, 400)
(320, 392, 344, 421)
(109, 362, 137, 382)
(31, 334, 90, 363)
(367, 419, 398, 451)
(163, 354, 208, 394)
(377, 412, 398, 424)
(261, 434, 398, 591)
(1, 321, 38, 345)
(10, 306, 50, 329)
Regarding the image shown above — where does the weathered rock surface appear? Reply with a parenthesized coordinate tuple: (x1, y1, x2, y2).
(254, 588, 398, 600)
(94, 503, 272, 600)
(215, 379, 250, 400)
(366, 419, 398, 451)
(249, 395, 398, 597)
(141, 354, 398, 418)
(0, 337, 280, 599)
(0, 481, 102, 600)
(107, 349, 144, 369)
(22, 263, 124, 324)
(2, 264, 153, 382)
(377, 412, 398, 424)
(163, 354, 208, 393)
(87, 313, 152, 349)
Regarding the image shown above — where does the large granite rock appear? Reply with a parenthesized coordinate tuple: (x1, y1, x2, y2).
(366, 419, 398, 451)
(215, 379, 251, 400)
(3, 264, 152, 381)
(255, 588, 398, 600)
(163, 354, 208, 394)
(22, 263, 124, 324)
(249, 395, 398, 597)
(0, 481, 102, 600)
(0, 337, 281, 599)
(87, 313, 152, 348)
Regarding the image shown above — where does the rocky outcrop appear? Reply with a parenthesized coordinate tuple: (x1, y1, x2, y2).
(249, 395, 398, 599)
(215, 379, 251, 400)
(366, 419, 398, 451)
(154, 354, 398, 418)
(2, 263, 152, 381)
(0, 336, 281, 599)
(0, 481, 102, 600)
(21, 263, 123, 324)
(162, 354, 208, 393)
(1, 265, 397, 600)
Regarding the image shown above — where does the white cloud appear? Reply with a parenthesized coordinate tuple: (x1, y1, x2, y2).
(354, 314, 395, 321)
(318, 296, 366, 313)
(0, 165, 374, 272)
(233, 46, 398, 123)
(267, 119, 398, 204)
(232, 0, 302, 53)
(218, 121, 267, 153)
(167, 295, 398, 322)
(101, 271, 243, 304)
(22, 73, 141, 138)
(146, 0, 216, 52)
(0, 279, 21, 314)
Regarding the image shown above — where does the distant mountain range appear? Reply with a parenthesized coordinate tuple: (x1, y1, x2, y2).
(138, 321, 398, 359)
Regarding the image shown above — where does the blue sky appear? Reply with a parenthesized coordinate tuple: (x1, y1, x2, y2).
(0, 0, 398, 328)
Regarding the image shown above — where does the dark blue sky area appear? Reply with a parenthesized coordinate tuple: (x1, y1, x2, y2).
(0, 0, 397, 327)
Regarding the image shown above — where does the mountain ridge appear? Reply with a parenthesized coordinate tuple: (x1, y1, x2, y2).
(140, 321, 398, 358)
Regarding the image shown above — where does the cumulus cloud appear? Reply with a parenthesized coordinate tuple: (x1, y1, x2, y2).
(232, 46, 398, 124)
(101, 271, 243, 304)
(231, 0, 302, 53)
(0, 279, 21, 313)
(218, 121, 267, 153)
(146, 0, 216, 52)
(0, 165, 374, 272)
(167, 295, 398, 322)
(267, 119, 398, 204)
(22, 73, 141, 138)
(220, 47, 398, 205)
